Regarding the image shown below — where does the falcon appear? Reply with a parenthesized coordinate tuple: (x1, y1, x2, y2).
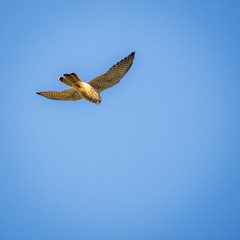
(37, 52, 135, 105)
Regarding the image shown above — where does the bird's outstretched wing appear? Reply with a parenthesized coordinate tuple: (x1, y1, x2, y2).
(36, 88, 82, 101)
(87, 52, 135, 93)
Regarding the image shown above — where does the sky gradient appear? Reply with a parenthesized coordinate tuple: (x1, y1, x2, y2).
(1, 1, 240, 239)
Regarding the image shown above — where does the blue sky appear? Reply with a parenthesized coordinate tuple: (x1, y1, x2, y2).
(1, 1, 240, 239)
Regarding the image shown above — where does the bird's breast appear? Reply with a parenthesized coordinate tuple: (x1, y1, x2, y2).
(77, 82, 100, 103)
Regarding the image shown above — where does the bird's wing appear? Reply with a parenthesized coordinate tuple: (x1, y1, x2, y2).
(87, 52, 135, 93)
(36, 88, 82, 101)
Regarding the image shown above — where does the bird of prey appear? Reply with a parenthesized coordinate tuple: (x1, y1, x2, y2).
(37, 52, 135, 105)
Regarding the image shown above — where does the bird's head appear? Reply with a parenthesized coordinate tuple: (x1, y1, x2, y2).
(96, 98, 101, 105)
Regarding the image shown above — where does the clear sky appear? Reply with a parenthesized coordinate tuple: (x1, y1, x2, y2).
(1, 1, 240, 239)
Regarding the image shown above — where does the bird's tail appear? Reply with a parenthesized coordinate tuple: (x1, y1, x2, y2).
(58, 72, 82, 87)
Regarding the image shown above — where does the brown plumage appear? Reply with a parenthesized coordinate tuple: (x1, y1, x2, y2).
(37, 52, 135, 105)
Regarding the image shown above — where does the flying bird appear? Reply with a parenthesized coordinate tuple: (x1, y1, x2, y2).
(37, 52, 135, 105)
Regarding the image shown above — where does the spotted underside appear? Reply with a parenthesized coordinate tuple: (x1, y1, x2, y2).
(87, 51, 135, 93)
(37, 88, 82, 101)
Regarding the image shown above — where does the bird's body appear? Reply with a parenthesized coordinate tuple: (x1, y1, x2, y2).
(37, 52, 135, 105)
(75, 81, 101, 105)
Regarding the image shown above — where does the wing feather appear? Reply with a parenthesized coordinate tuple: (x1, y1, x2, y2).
(87, 52, 135, 93)
(36, 88, 82, 101)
